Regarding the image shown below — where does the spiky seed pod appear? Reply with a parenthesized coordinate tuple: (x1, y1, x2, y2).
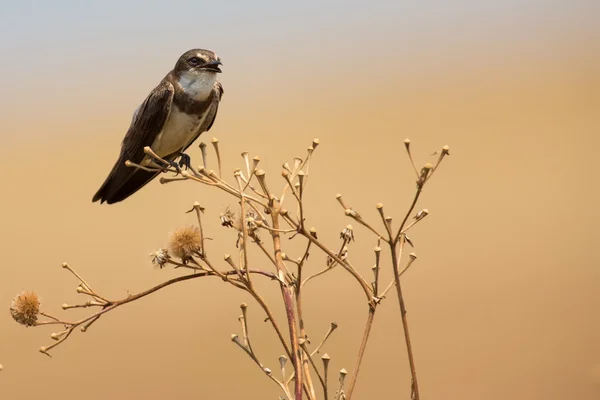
(168, 225, 203, 260)
(10, 291, 40, 327)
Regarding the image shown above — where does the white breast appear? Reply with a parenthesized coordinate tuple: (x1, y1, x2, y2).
(147, 105, 209, 160)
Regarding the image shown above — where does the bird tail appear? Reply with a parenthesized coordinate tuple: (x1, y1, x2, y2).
(92, 157, 160, 204)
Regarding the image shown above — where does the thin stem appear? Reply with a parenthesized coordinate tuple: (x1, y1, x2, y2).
(310, 323, 338, 357)
(298, 226, 373, 302)
(296, 242, 315, 399)
(271, 206, 304, 400)
(380, 252, 417, 298)
(301, 239, 348, 289)
(389, 236, 420, 400)
(300, 341, 326, 397)
(193, 203, 206, 256)
(346, 306, 376, 399)
(247, 289, 292, 358)
(394, 189, 422, 243)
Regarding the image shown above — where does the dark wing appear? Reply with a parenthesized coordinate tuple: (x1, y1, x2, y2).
(181, 81, 224, 154)
(92, 80, 175, 204)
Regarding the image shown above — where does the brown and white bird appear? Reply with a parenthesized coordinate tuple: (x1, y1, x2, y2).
(92, 48, 224, 204)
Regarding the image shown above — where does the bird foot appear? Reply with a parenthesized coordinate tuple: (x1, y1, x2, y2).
(178, 153, 192, 169)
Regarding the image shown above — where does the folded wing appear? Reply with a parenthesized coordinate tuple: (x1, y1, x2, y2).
(92, 81, 175, 204)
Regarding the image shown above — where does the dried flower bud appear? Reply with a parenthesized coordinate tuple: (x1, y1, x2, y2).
(150, 248, 170, 268)
(279, 355, 287, 368)
(340, 225, 355, 242)
(339, 368, 348, 387)
(168, 225, 203, 261)
(10, 291, 40, 327)
(418, 163, 433, 184)
(414, 209, 429, 220)
(264, 367, 272, 375)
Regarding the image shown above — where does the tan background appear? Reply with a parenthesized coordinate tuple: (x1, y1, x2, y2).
(1, 2, 599, 399)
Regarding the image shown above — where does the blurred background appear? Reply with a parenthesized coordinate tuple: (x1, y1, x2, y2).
(0, 1, 598, 399)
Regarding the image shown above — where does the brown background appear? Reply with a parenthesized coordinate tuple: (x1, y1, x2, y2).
(1, 2, 599, 399)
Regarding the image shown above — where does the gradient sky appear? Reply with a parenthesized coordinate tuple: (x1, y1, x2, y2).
(0, 2, 599, 400)
(1, 1, 598, 130)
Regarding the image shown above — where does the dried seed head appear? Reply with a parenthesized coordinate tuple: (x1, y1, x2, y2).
(10, 291, 40, 327)
(264, 367, 272, 375)
(244, 209, 262, 234)
(150, 248, 170, 268)
(220, 206, 236, 228)
(168, 225, 202, 260)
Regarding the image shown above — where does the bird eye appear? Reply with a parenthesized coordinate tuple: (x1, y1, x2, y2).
(188, 57, 203, 66)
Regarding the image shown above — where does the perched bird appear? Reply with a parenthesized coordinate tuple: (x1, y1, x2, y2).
(92, 48, 224, 204)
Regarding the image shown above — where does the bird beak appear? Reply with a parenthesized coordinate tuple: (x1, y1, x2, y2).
(201, 60, 222, 73)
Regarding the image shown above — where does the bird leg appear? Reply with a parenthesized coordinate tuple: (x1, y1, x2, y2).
(167, 160, 183, 174)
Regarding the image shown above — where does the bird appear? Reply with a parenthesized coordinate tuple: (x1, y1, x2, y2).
(92, 48, 224, 204)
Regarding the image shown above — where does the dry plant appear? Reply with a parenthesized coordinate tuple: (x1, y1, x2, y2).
(10, 137, 450, 400)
